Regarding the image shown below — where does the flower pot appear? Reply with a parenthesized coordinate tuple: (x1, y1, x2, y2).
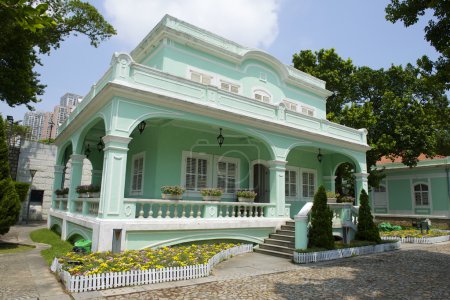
(327, 197, 337, 203)
(202, 196, 221, 201)
(238, 197, 255, 203)
(162, 193, 183, 200)
(89, 192, 100, 198)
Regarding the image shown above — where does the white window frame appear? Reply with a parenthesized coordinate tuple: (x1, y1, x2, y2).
(219, 80, 240, 94)
(282, 100, 298, 112)
(252, 88, 272, 104)
(130, 152, 145, 196)
(181, 151, 213, 196)
(413, 182, 430, 207)
(285, 166, 299, 200)
(300, 168, 317, 200)
(190, 70, 213, 85)
(213, 156, 240, 197)
(300, 105, 315, 117)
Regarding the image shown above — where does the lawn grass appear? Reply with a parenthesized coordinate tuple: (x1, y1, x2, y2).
(30, 228, 73, 265)
(0, 242, 35, 254)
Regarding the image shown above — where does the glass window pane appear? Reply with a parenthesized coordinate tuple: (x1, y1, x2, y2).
(186, 174, 196, 190)
(218, 176, 226, 190)
(198, 175, 207, 188)
(228, 163, 236, 176)
(198, 159, 207, 175)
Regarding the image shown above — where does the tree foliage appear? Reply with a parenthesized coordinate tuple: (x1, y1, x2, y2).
(0, 115, 20, 235)
(0, 0, 116, 109)
(292, 48, 450, 173)
(355, 189, 381, 243)
(308, 185, 335, 250)
(386, 0, 450, 88)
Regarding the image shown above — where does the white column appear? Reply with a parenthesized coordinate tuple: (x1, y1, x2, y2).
(98, 135, 132, 219)
(268, 160, 287, 217)
(68, 154, 85, 212)
(354, 172, 369, 206)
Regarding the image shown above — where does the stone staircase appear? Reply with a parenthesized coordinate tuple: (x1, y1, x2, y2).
(254, 221, 295, 259)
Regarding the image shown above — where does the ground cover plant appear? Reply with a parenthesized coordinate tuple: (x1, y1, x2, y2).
(58, 242, 240, 276)
(30, 228, 73, 264)
(380, 229, 450, 238)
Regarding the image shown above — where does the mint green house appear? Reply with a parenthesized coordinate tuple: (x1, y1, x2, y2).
(372, 155, 450, 226)
(48, 15, 370, 252)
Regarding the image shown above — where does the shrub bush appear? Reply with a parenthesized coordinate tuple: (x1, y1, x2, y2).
(14, 182, 30, 202)
(308, 185, 334, 250)
(355, 189, 381, 243)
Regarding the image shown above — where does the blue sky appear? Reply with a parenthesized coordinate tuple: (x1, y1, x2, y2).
(1, 0, 438, 121)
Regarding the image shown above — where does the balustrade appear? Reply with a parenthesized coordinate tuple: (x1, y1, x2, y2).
(125, 199, 277, 219)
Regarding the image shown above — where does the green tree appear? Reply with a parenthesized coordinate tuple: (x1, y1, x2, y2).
(308, 185, 334, 249)
(355, 189, 381, 243)
(386, 0, 450, 88)
(292, 48, 450, 170)
(0, 0, 116, 109)
(0, 115, 20, 235)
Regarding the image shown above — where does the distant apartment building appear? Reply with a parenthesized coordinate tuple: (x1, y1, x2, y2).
(23, 93, 82, 141)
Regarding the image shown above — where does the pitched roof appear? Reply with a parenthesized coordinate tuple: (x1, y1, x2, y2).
(376, 154, 447, 166)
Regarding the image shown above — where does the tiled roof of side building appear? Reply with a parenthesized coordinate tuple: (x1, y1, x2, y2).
(376, 154, 448, 166)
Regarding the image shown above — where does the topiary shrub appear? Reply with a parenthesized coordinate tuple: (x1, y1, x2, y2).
(14, 182, 30, 202)
(355, 189, 381, 243)
(308, 185, 335, 250)
(0, 178, 21, 235)
(0, 116, 21, 235)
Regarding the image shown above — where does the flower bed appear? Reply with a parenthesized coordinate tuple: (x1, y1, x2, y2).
(293, 241, 401, 264)
(380, 229, 450, 244)
(51, 243, 253, 293)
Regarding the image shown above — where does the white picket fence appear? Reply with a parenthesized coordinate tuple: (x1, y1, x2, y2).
(293, 241, 401, 264)
(51, 244, 253, 293)
(381, 235, 450, 244)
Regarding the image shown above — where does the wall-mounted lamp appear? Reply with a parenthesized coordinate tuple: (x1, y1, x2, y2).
(317, 148, 323, 163)
(84, 144, 91, 158)
(217, 128, 224, 147)
(138, 121, 146, 134)
(97, 137, 105, 152)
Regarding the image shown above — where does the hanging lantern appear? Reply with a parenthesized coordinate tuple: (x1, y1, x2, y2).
(217, 128, 224, 147)
(138, 121, 147, 134)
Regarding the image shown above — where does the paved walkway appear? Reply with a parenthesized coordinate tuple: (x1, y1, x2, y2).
(0, 223, 71, 300)
(2, 225, 450, 300)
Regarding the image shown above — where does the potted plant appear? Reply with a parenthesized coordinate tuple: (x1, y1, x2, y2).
(339, 195, 355, 204)
(76, 185, 90, 198)
(201, 188, 223, 201)
(88, 185, 100, 198)
(55, 189, 64, 198)
(62, 187, 69, 198)
(236, 190, 257, 202)
(161, 185, 185, 200)
(326, 191, 339, 203)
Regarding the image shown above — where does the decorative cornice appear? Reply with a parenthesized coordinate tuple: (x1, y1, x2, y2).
(70, 154, 86, 162)
(102, 135, 132, 145)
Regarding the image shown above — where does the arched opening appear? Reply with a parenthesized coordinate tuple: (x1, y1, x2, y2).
(335, 162, 356, 202)
(50, 224, 61, 236)
(67, 233, 84, 244)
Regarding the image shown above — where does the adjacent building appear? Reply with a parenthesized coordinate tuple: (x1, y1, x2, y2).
(23, 93, 82, 141)
(373, 155, 450, 226)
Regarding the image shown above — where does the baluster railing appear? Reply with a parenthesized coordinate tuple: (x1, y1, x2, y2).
(123, 199, 278, 220)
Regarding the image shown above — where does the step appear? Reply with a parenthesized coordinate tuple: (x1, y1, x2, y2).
(254, 248, 293, 259)
(286, 221, 295, 227)
(280, 225, 295, 231)
(269, 233, 295, 242)
(259, 243, 294, 254)
(276, 230, 295, 237)
(264, 238, 295, 248)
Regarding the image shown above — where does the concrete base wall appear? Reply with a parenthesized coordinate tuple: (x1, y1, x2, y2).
(17, 141, 93, 221)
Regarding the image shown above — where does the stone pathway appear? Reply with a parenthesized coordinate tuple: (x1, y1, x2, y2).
(0, 223, 71, 300)
(102, 242, 450, 300)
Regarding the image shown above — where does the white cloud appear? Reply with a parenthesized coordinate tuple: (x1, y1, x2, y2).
(103, 0, 281, 49)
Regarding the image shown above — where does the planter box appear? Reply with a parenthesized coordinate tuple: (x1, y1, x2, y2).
(327, 198, 337, 203)
(162, 193, 183, 200)
(202, 196, 221, 201)
(89, 192, 100, 198)
(238, 197, 254, 203)
(78, 193, 89, 198)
